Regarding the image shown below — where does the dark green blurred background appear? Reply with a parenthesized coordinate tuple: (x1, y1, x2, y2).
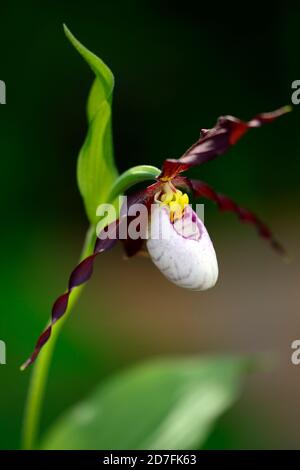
(0, 0, 299, 449)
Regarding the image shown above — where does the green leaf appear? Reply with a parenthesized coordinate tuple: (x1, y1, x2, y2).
(41, 356, 251, 450)
(64, 25, 118, 224)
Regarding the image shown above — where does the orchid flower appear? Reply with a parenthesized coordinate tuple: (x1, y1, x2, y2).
(21, 105, 290, 370)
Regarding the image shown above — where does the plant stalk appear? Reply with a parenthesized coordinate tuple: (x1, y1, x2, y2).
(21, 164, 160, 450)
(21, 225, 96, 450)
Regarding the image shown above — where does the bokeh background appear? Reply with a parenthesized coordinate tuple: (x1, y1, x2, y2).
(0, 0, 299, 449)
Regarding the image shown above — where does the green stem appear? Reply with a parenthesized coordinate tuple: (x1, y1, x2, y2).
(107, 165, 160, 202)
(21, 225, 96, 450)
(21, 164, 160, 450)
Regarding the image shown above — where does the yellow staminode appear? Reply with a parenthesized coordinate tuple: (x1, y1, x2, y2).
(158, 186, 189, 221)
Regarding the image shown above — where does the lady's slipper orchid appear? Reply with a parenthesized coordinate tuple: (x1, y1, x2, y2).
(21, 106, 290, 370)
(147, 203, 218, 290)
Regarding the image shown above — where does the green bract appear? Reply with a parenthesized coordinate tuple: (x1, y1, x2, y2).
(64, 26, 162, 224)
(64, 25, 117, 224)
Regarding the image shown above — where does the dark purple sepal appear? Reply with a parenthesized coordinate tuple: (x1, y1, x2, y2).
(160, 106, 291, 179)
(159, 161, 190, 181)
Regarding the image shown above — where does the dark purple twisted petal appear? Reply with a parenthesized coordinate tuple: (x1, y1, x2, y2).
(173, 176, 287, 257)
(21, 221, 119, 371)
(173, 175, 286, 255)
(160, 106, 291, 179)
(68, 255, 96, 289)
(94, 221, 120, 253)
(52, 293, 70, 323)
(21, 327, 52, 370)
(188, 178, 286, 256)
(21, 187, 156, 370)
